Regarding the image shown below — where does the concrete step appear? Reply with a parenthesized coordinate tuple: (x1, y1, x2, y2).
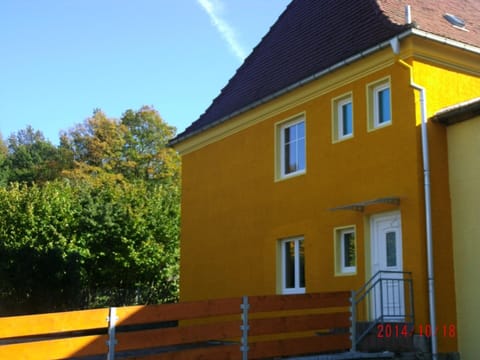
(356, 322, 415, 353)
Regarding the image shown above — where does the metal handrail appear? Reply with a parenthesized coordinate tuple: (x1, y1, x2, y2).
(351, 271, 414, 351)
(356, 270, 412, 299)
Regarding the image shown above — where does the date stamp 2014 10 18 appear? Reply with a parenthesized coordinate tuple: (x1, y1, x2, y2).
(377, 323, 456, 338)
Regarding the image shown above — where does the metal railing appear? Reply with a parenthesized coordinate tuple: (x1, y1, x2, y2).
(351, 271, 414, 351)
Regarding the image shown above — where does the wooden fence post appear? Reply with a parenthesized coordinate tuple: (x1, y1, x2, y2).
(107, 307, 118, 360)
(350, 290, 356, 352)
(240, 296, 249, 360)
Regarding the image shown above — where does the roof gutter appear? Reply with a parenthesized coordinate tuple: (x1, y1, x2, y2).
(410, 28, 480, 55)
(170, 28, 480, 147)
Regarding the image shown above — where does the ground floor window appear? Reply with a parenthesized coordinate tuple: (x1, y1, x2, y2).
(280, 237, 305, 294)
(334, 226, 357, 275)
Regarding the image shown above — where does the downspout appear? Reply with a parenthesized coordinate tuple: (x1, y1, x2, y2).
(390, 38, 438, 358)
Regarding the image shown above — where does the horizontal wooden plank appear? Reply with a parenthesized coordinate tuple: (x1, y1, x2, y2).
(126, 343, 241, 360)
(0, 334, 107, 359)
(116, 298, 242, 325)
(116, 320, 242, 351)
(249, 334, 351, 359)
(249, 291, 351, 313)
(249, 312, 351, 336)
(0, 308, 109, 339)
(0, 293, 352, 360)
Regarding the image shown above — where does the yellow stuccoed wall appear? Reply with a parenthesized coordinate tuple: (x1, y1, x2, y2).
(412, 58, 480, 352)
(446, 115, 480, 359)
(178, 41, 480, 353)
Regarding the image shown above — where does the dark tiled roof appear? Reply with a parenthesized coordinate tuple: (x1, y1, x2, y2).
(173, 0, 480, 144)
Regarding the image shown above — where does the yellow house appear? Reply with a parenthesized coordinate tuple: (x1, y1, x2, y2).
(171, 0, 480, 357)
(432, 98, 480, 359)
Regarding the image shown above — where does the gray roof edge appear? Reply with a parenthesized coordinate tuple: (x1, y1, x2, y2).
(431, 97, 480, 125)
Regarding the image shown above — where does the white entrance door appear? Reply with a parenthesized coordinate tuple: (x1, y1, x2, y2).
(371, 212, 404, 321)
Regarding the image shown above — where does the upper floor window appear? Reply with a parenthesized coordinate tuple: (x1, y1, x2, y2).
(276, 116, 306, 179)
(368, 78, 392, 131)
(279, 237, 305, 294)
(332, 93, 353, 142)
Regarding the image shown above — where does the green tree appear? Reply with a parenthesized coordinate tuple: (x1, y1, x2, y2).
(0, 134, 7, 186)
(121, 106, 180, 183)
(0, 133, 6, 157)
(61, 110, 127, 178)
(0, 106, 181, 314)
(62, 107, 180, 185)
(2, 126, 63, 184)
(0, 178, 179, 314)
(0, 181, 86, 314)
(76, 179, 179, 306)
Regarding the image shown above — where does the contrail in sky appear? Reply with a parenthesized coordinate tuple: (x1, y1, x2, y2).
(196, 0, 247, 61)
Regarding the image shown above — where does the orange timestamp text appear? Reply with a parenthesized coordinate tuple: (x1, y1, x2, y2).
(377, 323, 456, 338)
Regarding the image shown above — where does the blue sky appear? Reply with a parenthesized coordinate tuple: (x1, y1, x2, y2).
(0, 0, 290, 144)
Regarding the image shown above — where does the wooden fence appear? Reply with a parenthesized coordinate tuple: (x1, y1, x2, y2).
(0, 291, 351, 359)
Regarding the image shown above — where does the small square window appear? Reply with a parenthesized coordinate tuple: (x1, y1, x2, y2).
(279, 237, 305, 294)
(276, 116, 306, 180)
(368, 78, 392, 131)
(334, 226, 357, 275)
(332, 94, 353, 142)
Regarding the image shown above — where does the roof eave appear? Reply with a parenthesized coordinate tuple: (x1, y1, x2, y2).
(410, 28, 480, 55)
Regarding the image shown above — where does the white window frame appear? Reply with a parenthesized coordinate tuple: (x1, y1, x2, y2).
(373, 83, 391, 127)
(280, 237, 305, 294)
(276, 116, 306, 180)
(367, 78, 392, 131)
(332, 93, 353, 142)
(334, 226, 357, 276)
